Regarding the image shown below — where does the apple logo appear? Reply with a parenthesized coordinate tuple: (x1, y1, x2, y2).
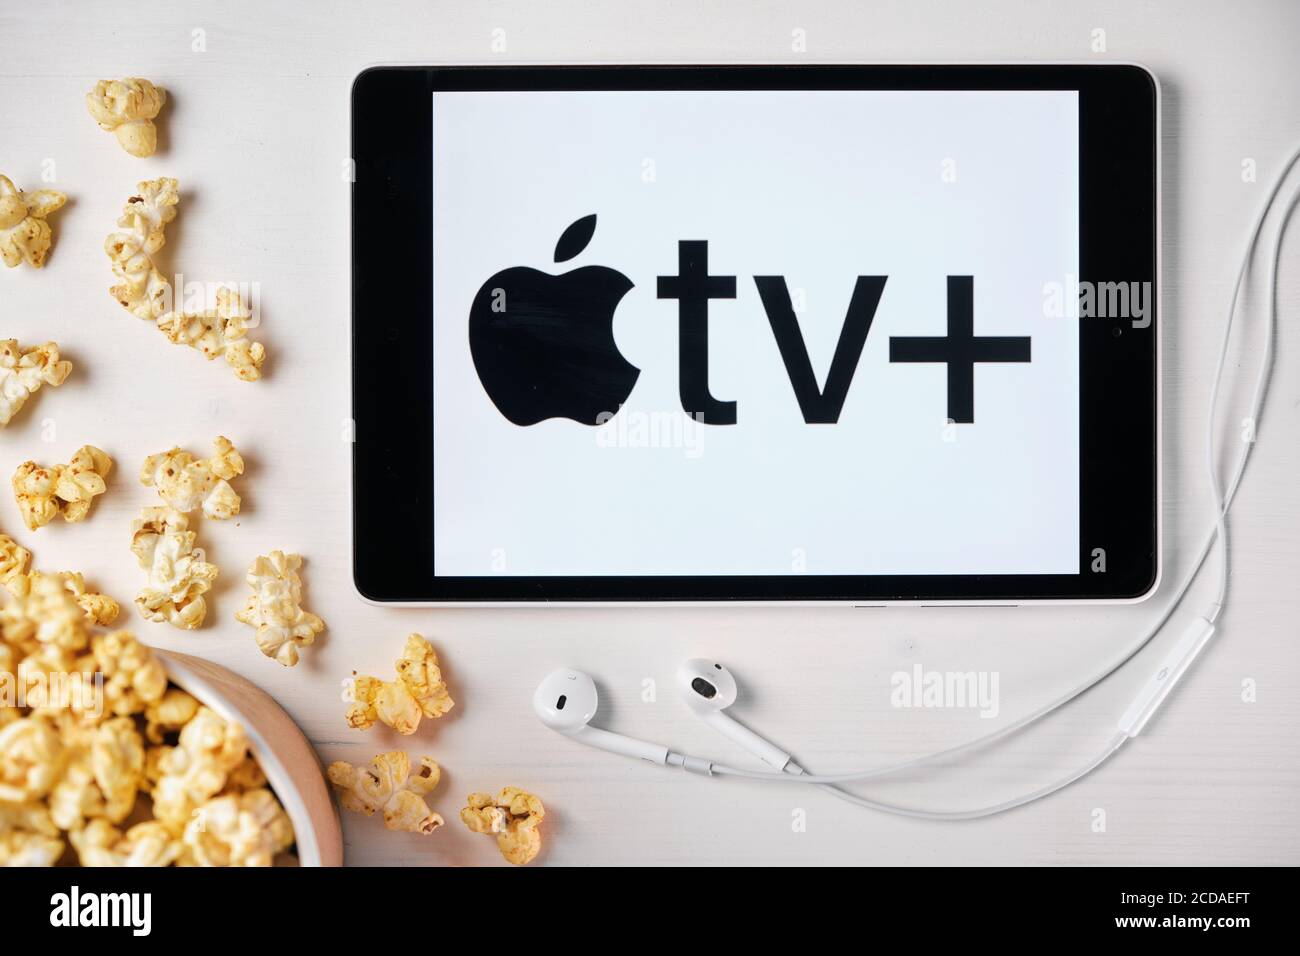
(469, 214, 638, 426)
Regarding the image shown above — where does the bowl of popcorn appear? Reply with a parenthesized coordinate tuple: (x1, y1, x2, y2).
(0, 560, 342, 866)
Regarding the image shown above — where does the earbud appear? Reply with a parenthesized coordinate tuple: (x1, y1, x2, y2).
(533, 668, 670, 764)
(676, 659, 792, 771)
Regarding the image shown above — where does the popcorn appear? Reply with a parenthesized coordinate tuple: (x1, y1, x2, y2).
(9, 464, 58, 532)
(86, 78, 166, 158)
(119, 178, 179, 256)
(0, 580, 296, 867)
(150, 706, 247, 833)
(0, 800, 63, 866)
(226, 754, 268, 792)
(105, 178, 178, 321)
(327, 752, 444, 835)
(55, 447, 114, 524)
(91, 630, 167, 720)
(10, 467, 63, 534)
(130, 507, 219, 629)
(92, 716, 146, 821)
(0, 570, 91, 653)
(143, 688, 199, 744)
(106, 180, 268, 379)
(345, 634, 453, 735)
(12, 446, 113, 530)
(184, 787, 294, 866)
(0, 340, 71, 427)
(0, 535, 31, 588)
(157, 287, 267, 382)
(4, 571, 120, 643)
(70, 819, 182, 867)
(48, 744, 103, 831)
(143, 744, 167, 787)
(0, 174, 66, 269)
(58, 572, 120, 628)
(0, 717, 63, 801)
(47, 716, 143, 829)
(0, 644, 14, 693)
(460, 786, 545, 865)
(235, 551, 324, 667)
(12, 647, 81, 719)
(140, 436, 244, 518)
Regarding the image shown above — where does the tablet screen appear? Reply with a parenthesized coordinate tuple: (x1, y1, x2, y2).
(431, 89, 1080, 577)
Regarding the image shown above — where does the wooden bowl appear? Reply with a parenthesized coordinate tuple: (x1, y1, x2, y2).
(154, 648, 343, 867)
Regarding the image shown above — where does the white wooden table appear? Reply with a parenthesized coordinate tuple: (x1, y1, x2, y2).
(2, 0, 1297, 865)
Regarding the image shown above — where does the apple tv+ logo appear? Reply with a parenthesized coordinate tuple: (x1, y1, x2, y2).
(468, 215, 1031, 427)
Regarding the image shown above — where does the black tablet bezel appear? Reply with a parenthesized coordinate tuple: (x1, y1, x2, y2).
(352, 64, 1158, 603)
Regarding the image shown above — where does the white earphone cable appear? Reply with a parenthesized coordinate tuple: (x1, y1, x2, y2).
(785, 739, 1128, 820)
(700, 145, 1300, 813)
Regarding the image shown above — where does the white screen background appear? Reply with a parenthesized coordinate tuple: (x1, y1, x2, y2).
(432, 90, 1079, 576)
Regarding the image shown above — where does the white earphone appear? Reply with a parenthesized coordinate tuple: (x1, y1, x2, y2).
(532, 144, 1300, 819)
(676, 659, 792, 771)
(533, 668, 669, 765)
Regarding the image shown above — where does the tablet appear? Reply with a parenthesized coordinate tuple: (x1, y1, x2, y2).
(352, 64, 1158, 604)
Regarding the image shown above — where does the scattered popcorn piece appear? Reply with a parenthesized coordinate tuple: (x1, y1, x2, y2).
(105, 181, 268, 379)
(328, 752, 443, 835)
(393, 635, 454, 717)
(12, 446, 113, 530)
(9, 464, 57, 532)
(0, 174, 66, 269)
(235, 551, 324, 667)
(55, 447, 114, 523)
(0, 716, 63, 801)
(117, 177, 179, 256)
(130, 507, 218, 629)
(345, 634, 454, 735)
(184, 787, 294, 866)
(10, 466, 62, 533)
(460, 786, 546, 865)
(0, 340, 71, 427)
(0, 800, 63, 866)
(157, 287, 267, 382)
(70, 819, 182, 867)
(105, 178, 178, 320)
(86, 78, 166, 158)
(140, 436, 244, 518)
